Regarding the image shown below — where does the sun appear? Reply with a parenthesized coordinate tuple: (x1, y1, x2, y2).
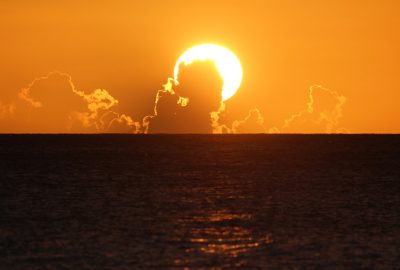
(174, 44, 243, 102)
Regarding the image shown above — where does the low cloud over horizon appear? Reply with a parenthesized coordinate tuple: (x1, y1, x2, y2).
(0, 64, 348, 134)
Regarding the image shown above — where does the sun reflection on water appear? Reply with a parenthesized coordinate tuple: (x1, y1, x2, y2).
(174, 210, 273, 268)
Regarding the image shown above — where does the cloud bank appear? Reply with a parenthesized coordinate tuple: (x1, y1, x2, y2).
(0, 68, 348, 134)
(215, 85, 348, 134)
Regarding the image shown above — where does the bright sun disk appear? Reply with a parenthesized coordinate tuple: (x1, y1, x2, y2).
(174, 44, 243, 102)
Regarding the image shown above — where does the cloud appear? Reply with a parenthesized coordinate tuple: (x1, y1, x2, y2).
(231, 108, 266, 134)
(142, 78, 178, 133)
(145, 61, 223, 133)
(210, 85, 348, 134)
(209, 105, 266, 134)
(278, 85, 348, 133)
(1, 71, 139, 133)
(1, 68, 348, 134)
(102, 111, 141, 133)
(145, 77, 349, 134)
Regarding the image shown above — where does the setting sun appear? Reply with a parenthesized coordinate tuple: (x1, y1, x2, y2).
(173, 44, 243, 102)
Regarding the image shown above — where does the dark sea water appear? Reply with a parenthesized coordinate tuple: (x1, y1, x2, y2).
(0, 135, 399, 269)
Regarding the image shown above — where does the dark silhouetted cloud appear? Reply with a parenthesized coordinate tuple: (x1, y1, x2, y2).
(145, 61, 223, 133)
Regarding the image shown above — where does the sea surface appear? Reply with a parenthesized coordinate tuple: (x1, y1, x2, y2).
(0, 135, 399, 269)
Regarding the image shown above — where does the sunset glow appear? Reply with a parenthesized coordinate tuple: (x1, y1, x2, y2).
(0, 2, 399, 269)
(1, 1, 400, 133)
(174, 44, 243, 102)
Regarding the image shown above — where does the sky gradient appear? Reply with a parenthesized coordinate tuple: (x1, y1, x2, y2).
(1, 1, 399, 133)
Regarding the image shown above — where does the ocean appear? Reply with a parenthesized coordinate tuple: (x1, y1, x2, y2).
(0, 135, 399, 269)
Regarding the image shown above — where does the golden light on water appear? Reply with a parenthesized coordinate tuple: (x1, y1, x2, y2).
(176, 210, 273, 263)
(174, 44, 243, 102)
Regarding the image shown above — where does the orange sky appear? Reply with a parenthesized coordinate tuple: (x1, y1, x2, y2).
(1, 1, 399, 133)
